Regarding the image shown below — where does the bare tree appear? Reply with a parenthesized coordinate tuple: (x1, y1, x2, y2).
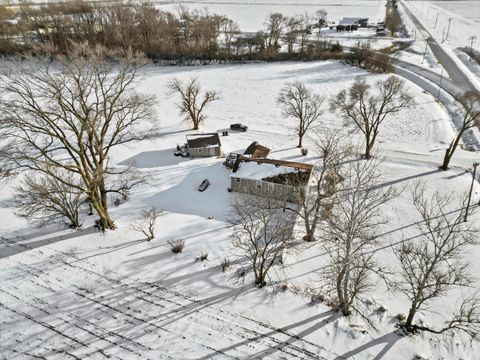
(297, 12, 311, 54)
(316, 9, 328, 28)
(11, 170, 84, 228)
(391, 182, 480, 337)
(167, 78, 219, 130)
(131, 207, 163, 241)
(283, 16, 301, 54)
(316, 9, 328, 40)
(264, 12, 286, 52)
(322, 158, 398, 316)
(106, 168, 150, 202)
(221, 17, 240, 57)
(330, 76, 412, 159)
(232, 195, 296, 287)
(0, 45, 155, 230)
(441, 91, 480, 170)
(278, 81, 324, 148)
(285, 129, 351, 241)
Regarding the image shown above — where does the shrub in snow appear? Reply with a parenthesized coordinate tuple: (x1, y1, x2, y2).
(169, 240, 185, 254)
(195, 251, 209, 262)
(220, 258, 231, 272)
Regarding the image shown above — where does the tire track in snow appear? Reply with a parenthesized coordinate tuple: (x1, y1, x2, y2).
(1, 239, 335, 359)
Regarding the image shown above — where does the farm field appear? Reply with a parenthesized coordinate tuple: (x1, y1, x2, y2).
(404, 0, 480, 52)
(157, 0, 387, 32)
(1, 60, 480, 360)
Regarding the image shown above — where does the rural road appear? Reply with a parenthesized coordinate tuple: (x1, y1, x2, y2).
(399, 0, 476, 94)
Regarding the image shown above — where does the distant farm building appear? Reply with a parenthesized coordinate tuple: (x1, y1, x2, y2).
(186, 133, 222, 157)
(336, 17, 369, 31)
(230, 156, 314, 203)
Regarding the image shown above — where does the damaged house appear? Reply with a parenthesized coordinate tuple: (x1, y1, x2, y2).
(229, 156, 314, 203)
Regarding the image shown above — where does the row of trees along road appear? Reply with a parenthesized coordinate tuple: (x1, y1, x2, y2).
(0, 45, 155, 230)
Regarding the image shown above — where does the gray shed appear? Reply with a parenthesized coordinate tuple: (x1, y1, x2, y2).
(186, 133, 222, 157)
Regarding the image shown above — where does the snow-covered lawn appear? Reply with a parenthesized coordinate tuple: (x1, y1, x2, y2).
(1, 61, 480, 359)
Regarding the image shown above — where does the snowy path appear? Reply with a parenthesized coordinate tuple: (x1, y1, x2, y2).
(0, 243, 336, 360)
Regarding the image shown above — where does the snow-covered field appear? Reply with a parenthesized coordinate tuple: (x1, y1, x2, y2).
(156, 0, 387, 32)
(405, 0, 480, 53)
(1, 60, 480, 359)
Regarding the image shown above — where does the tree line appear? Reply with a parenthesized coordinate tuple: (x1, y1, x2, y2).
(0, 1, 345, 62)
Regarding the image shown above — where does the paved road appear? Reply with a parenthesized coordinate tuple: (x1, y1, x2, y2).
(399, 0, 476, 94)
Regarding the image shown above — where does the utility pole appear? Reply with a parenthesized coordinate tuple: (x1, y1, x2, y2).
(468, 35, 477, 61)
(441, 26, 445, 43)
(465, 162, 479, 222)
(437, 64, 444, 100)
(445, 18, 452, 40)
(433, 13, 439, 28)
(421, 38, 428, 64)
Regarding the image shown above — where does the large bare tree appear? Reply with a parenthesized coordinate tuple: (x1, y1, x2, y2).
(441, 91, 480, 170)
(0, 45, 155, 230)
(321, 158, 398, 316)
(330, 76, 413, 159)
(278, 81, 324, 148)
(167, 78, 219, 130)
(232, 195, 296, 287)
(391, 182, 480, 338)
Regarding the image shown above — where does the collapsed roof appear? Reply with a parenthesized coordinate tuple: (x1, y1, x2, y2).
(243, 141, 271, 159)
(232, 156, 314, 186)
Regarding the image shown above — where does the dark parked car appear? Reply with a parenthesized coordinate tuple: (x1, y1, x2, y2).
(230, 123, 248, 132)
(198, 179, 210, 192)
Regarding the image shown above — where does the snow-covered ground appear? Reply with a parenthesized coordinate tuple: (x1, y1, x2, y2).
(1, 61, 480, 359)
(406, 0, 480, 52)
(400, 0, 480, 90)
(394, 1, 444, 74)
(156, 0, 387, 32)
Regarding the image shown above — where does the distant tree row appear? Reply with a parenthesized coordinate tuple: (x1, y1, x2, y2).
(0, 1, 342, 61)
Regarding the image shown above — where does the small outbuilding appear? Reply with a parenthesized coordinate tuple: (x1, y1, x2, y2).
(186, 133, 222, 157)
(230, 156, 314, 203)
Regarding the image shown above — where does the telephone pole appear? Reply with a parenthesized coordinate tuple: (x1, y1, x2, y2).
(422, 38, 428, 64)
(465, 162, 479, 222)
(468, 35, 477, 61)
(445, 18, 453, 40)
(437, 63, 444, 100)
(433, 13, 439, 28)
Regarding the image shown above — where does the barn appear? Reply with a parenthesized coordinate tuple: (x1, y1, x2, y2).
(336, 17, 369, 31)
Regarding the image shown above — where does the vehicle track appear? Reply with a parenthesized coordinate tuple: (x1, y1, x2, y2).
(0, 242, 337, 359)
